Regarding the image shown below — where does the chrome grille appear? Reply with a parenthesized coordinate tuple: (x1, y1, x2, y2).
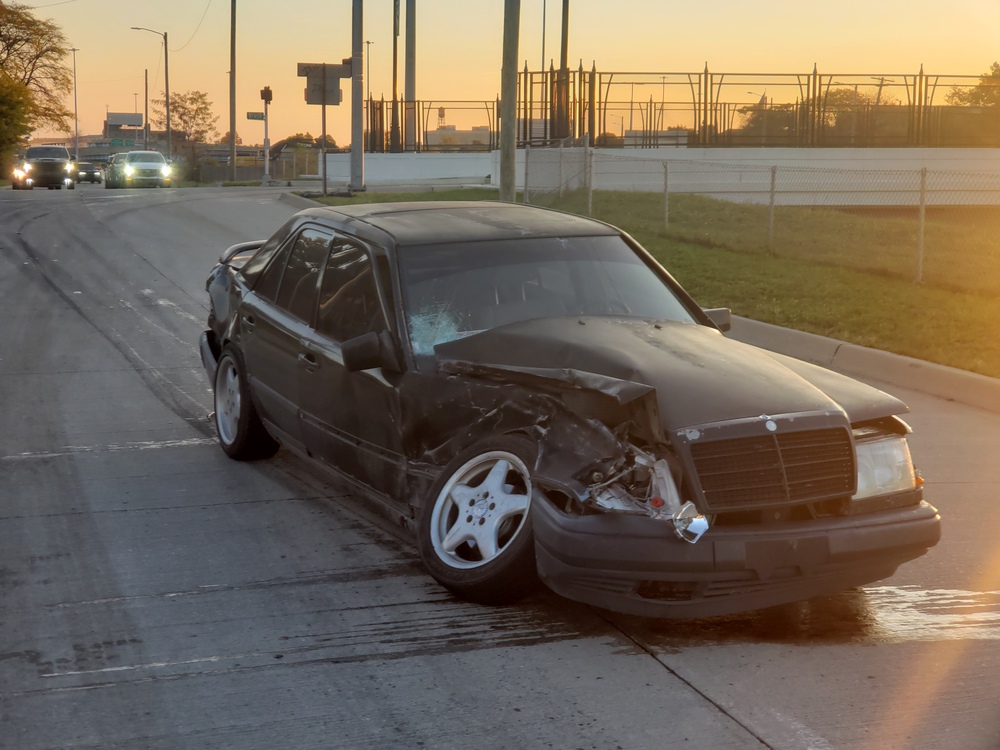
(690, 428, 854, 512)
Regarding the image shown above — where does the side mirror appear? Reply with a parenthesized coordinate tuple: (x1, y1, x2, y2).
(342, 330, 401, 373)
(703, 307, 732, 332)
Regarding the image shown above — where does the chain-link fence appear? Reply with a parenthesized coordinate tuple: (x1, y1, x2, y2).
(524, 146, 1000, 295)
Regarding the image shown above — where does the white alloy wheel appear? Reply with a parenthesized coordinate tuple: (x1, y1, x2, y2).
(429, 450, 532, 570)
(215, 355, 242, 447)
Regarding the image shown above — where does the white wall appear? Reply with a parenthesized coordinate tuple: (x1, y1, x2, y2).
(321, 152, 495, 187)
(319, 147, 1000, 190)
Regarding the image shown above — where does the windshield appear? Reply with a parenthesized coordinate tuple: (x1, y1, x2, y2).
(27, 147, 69, 159)
(400, 235, 697, 356)
(127, 151, 165, 163)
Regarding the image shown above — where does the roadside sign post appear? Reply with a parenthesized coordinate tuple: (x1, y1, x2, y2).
(298, 60, 351, 196)
(260, 86, 272, 186)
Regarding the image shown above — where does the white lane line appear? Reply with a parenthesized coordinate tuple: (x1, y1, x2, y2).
(140, 289, 203, 325)
(42, 655, 226, 678)
(118, 298, 191, 348)
(768, 711, 834, 750)
(2, 438, 216, 461)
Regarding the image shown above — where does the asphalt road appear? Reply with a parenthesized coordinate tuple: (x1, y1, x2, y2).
(1, 184, 998, 750)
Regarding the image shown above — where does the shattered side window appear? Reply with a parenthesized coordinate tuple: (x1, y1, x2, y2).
(399, 235, 697, 356)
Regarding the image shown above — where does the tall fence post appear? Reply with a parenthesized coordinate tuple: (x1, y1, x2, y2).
(767, 165, 777, 254)
(663, 161, 669, 229)
(585, 134, 593, 216)
(558, 138, 564, 198)
(523, 143, 530, 204)
(916, 167, 927, 283)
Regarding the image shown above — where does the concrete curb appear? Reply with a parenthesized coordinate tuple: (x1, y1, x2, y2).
(278, 191, 323, 210)
(729, 317, 1000, 414)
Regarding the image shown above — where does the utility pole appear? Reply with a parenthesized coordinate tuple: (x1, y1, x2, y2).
(350, 0, 365, 191)
(390, 0, 400, 152)
(164, 33, 170, 159)
(230, 0, 237, 181)
(70, 48, 79, 159)
(404, 0, 416, 151)
(500, 0, 519, 201)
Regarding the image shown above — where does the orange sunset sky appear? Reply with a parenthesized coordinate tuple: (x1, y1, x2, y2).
(23, 0, 1000, 147)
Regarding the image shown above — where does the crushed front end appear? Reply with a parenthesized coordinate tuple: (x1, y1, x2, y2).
(531, 409, 940, 619)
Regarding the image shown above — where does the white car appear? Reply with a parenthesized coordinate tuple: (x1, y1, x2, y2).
(109, 150, 172, 188)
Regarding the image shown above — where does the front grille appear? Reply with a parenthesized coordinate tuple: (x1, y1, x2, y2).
(690, 428, 854, 512)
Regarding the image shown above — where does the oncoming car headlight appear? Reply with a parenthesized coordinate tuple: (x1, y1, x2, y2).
(124, 165, 134, 176)
(853, 435, 916, 500)
(65, 163, 74, 173)
(160, 164, 171, 177)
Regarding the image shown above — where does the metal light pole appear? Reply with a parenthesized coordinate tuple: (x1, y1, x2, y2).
(541, 0, 546, 69)
(131, 27, 170, 159)
(364, 40, 372, 103)
(144, 69, 149, 148)
(70, 47, 79, 159)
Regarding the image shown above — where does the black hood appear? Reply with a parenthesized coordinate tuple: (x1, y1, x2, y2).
(434, 317, 906, 430)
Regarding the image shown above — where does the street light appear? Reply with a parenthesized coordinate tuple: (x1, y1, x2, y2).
(364, 40, 373, 102)
(70, 47, 79, 159)
(131, 26, 170, 159)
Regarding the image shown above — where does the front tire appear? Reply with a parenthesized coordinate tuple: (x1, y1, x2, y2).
(213, 345, 279, 460)
(417, 435, 539, 605)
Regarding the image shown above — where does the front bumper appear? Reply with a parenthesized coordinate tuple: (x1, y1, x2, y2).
(533, 495, 941, 618)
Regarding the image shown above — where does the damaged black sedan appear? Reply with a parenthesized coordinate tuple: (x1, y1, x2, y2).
(200, 201, 940, 618)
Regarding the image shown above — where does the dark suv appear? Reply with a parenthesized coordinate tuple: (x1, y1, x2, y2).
(12, 146, 75, 190)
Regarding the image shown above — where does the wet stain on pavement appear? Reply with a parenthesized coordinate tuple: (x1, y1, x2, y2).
(606, 585, 1000, 648)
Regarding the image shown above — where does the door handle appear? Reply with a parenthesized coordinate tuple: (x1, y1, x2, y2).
(298, 351, 319, 371)
(242, 314, 255, 332)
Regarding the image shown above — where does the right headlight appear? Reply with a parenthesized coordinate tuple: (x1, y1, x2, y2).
(853, 435, 916, 500)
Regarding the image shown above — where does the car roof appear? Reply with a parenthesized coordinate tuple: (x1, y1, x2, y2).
(294, 201, 620, 246)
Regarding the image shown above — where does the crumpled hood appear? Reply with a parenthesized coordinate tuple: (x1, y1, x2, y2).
(434, 317, 906, 430)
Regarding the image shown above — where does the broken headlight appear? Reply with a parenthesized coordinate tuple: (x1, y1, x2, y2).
(589, 444, 708, 543)
(852, 435, 916, 501)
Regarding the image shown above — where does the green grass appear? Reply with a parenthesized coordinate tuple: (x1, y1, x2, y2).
(309, 187, 1000, 379)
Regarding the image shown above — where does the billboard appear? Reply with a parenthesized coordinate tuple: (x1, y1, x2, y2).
(107, 113, 143, 127)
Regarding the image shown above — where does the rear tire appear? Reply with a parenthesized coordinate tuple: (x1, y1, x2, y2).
(213, 345, 279, 460)
(417, 435, 539, 605)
